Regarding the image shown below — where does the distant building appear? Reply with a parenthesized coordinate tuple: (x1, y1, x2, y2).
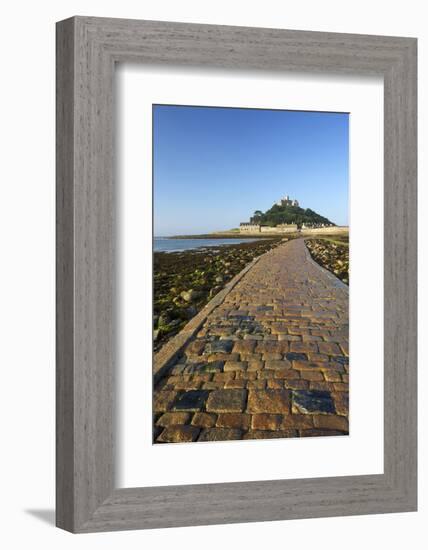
(240, 196, 308, 234)
(239, 223, 261, 233)
(301, 222, 334, 229)
(240, 222, 298, 234)
(276, 223, 298, 233)
(275, 195, 299, 208)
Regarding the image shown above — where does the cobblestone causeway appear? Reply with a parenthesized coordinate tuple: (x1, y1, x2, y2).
(153, 238, 349, 443)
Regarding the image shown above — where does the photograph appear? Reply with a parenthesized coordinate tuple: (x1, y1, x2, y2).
(152, 105, 349, 443)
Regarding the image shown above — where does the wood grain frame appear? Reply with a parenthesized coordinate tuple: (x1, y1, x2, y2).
(56, 16, 417, 533)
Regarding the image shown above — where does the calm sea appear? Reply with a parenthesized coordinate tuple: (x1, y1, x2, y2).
(154, 237, 262, 253)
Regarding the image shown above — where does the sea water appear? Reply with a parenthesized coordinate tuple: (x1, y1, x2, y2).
(154, 237, 263, 253)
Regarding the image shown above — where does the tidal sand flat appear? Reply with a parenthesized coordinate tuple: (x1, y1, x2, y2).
(154, 238, 283, 352)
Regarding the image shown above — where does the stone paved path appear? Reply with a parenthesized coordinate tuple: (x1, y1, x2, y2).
(153, 238, 349, 443)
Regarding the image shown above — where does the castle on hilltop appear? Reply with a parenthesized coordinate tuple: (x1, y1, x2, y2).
(239, 195, 335, 234)
(240, 194, 300, 234)
(275, 195, 299, 207)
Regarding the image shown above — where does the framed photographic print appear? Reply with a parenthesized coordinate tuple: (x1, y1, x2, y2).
(56, 16, 417, 532)
(151, 104, 350, 445)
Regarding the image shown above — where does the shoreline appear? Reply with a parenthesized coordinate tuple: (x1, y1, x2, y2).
(163, 233, 277, 240)
(154, 236, 265, 253)
(165, 227, 349, 240)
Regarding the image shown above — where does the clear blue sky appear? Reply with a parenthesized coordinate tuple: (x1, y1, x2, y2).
(153, 105, 349, 236)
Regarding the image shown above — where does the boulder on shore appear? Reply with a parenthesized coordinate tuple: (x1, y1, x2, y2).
(180, 289, 203, 302)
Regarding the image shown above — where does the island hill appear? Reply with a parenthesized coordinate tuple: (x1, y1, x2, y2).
(239, 195, 335, 234)
(170, 195, 348, 239)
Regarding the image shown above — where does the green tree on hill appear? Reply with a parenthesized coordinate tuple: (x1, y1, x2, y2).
(250, 204, 334, 227)
(252, 210, 263, 223)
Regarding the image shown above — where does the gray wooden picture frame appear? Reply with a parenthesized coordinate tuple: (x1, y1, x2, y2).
(56, 16, 417, 533)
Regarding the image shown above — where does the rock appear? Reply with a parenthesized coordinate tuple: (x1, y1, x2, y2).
(185, 306, 197, 319)
(180, 289, 203, 302)
(156, 425, 200, 443)
(331, 355, 349, 365)
(313, 415, 348, 431)
(251, 413, 283, 431)
(158, 313, 170, 326)
(285, 352, 308, 361)
(217, 413, 250, 429)
(185, 340, 206, 355)
(247, 390, 290, 413)
(215, 275, 224, 283)
(291, 390, 336, 414)
(191, 412, 217, 428)
(203, 340, 234, 354)
(187, 361, 224, 374)
(172, 390, 210, 411)
(156, 412, 191, 427)
(153, 329, 160, 341)
(198, 428, 243, 441)
(206, 389, 247, 413)
(153, 390, 179, 413)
